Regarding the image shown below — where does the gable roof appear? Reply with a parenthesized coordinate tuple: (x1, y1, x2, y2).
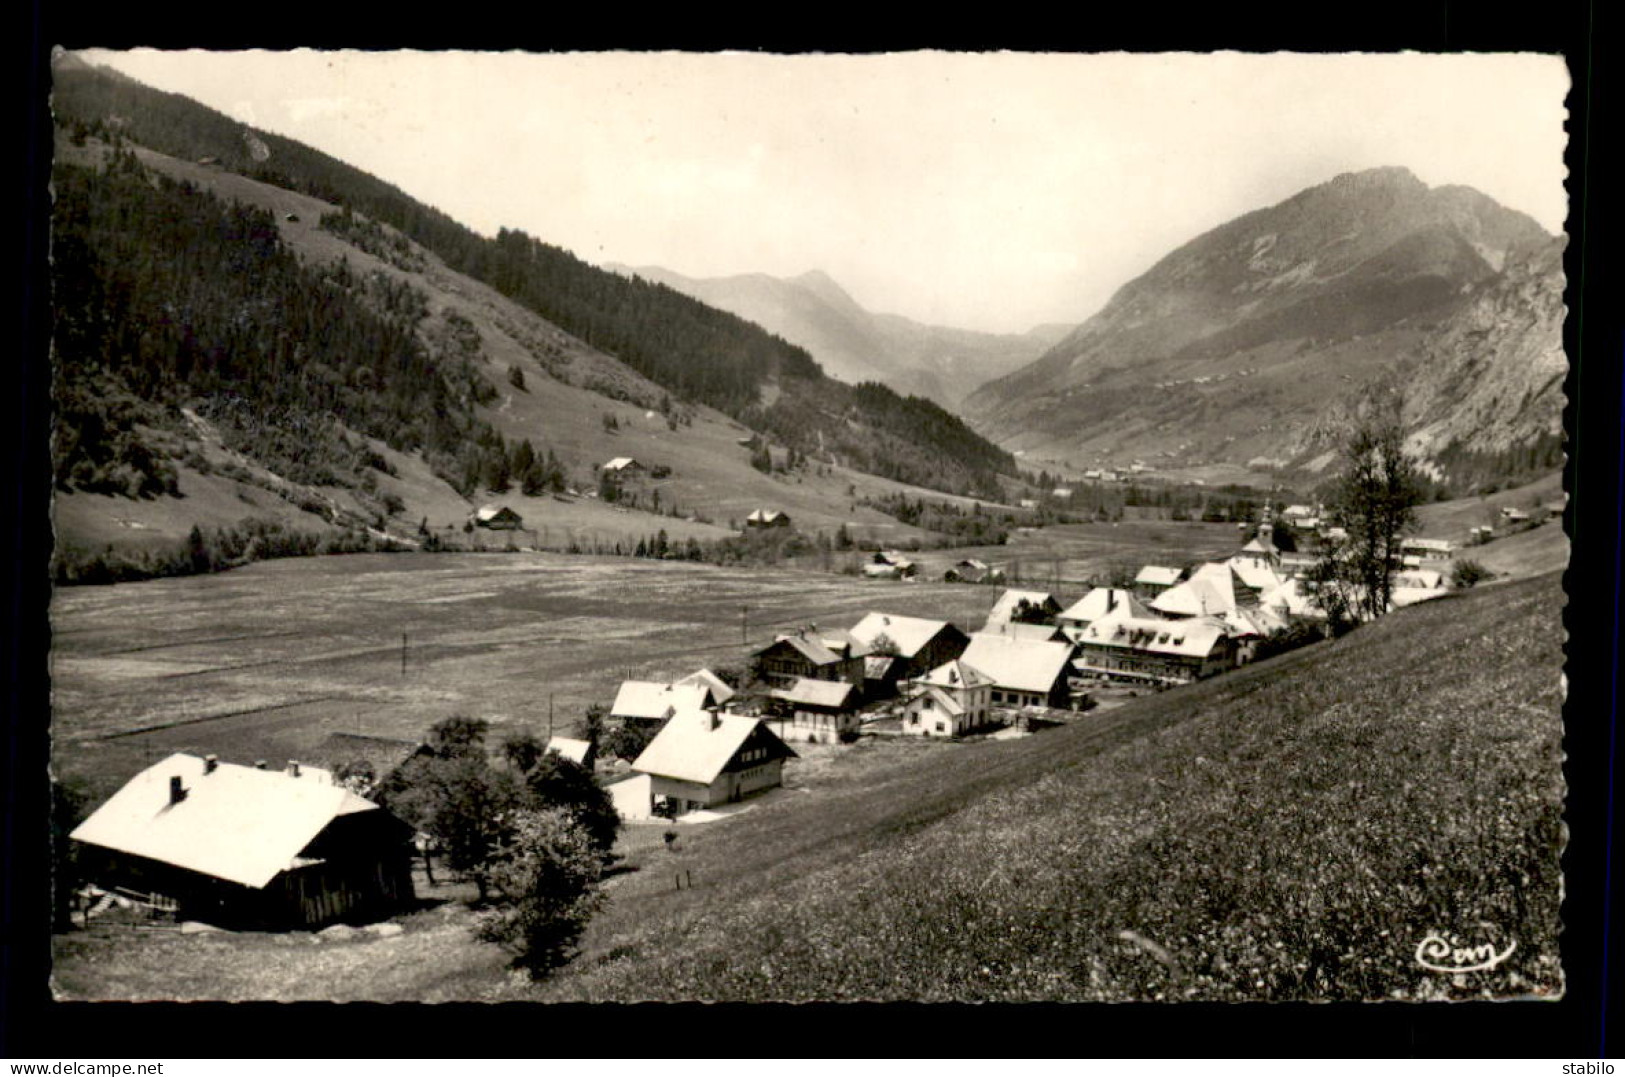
(960, 634, 1075, 694)
(632, 709, 795, 785)
(772, 677, 857, 709)
(1058, 588, 1151, 624)
(757, 632, 846, 667)
(603, 456, 641, 470)
(1135, 565, 1183, 587)
(848, 612, 958, 658)
(546, 737, 593, 765)
(611, 680, 710, 720)
(475, 504, 521, 522)
(907, 685, 967, 717)
(70, 753, 382, 890)
(1153, 564, 1242, 618)
(746, 508, 789, 524)
(984, 589, 1060, 626)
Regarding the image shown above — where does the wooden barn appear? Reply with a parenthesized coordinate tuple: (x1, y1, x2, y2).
(846, 612, 969, 682)
(473, 504, 524, 530)
(70, 753, 415, 930)
(749, 630, 865, 688)
(632, 709, 797, 814)
(769, 677, 861, 743)
(745, 508, 792, 529)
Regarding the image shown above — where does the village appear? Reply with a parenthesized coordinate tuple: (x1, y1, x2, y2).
(61, 496, 1496, 938)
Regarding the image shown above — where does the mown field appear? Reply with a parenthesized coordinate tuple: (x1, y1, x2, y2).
(50, 557, 1566, 1003)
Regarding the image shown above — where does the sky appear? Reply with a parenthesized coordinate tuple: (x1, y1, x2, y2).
(76, 50, 1569, 335)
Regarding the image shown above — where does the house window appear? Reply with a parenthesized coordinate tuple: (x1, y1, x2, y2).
(936, 721, 947, 734)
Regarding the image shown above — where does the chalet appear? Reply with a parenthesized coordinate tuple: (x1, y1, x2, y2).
(900, 659, 995, 737)
(750, 630, 866, 689)
(473, 505, 524, 530)
(601, 457, 644, 474)
(545, 736, 594, 767)
(1019, 498, 1040, 510)
(1134, 565, 1184, 597)
(1277, 552, 1319, 579)
(70, 753, 415, 930)
(1400, 537, 1456, 559)
(610, 680, 712, 725)
(863, 550, 917, 579)
(945, 559, 1004, 584)
(847, 612, 969, 681)
(632, 710, 797, 814)
(1500, 507, 1531, 523)
(674, 668, 736, 709)
(983, 589, 1062, 630)
(1073, 612, 1235, 685)
(959, 633, 1076, 710)
(745, 509, 792, 529)
(1057, 588, 1152, 642)
(769, 677, 861, 743)
(1052, 487, 1074, 498)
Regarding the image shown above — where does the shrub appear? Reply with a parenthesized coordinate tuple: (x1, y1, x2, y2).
(1451, 559, 1495, 589)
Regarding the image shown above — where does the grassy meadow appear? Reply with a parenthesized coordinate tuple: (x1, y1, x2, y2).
(49, 552, 1565, 1003)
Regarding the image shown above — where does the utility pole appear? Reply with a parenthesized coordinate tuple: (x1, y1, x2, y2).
(401, 633, 408, 677)
(548, 694, 554, 740)
(741, 606, 748, 647)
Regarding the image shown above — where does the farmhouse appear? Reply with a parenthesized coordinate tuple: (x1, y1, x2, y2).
(1400, 537, 1456, 559)
(900, 659, 995, 737)
(847, 612, 970, 681)
(1052, 487, 1074, 498)
(70, 753, 415, 930)
(1073, 612, 1235, 685)
(745, 508, 792, 529)
(1500, 506, 1530, 522)
(610, 680, 712, 725)
(959, 633, 1076, 710)
(983, 589, 1062, 630)
(601, 457, 644, 474)
(473, 505, 524, 530)
(1057, 588, 1153, 642)
(944, 558, 1003, 584)
(770, 677, 861, 743)
(632, 709, 796, 814)
(750, 630, 866, 688)
(1391, 569, 1448, 608)
(863, 550, 917, 579)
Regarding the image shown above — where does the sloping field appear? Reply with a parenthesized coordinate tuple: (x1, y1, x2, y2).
(524, 571, 1564, 1003)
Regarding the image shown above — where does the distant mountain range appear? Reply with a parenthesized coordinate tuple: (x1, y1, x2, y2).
(964, 166, 1565, 489)
(606, 264, 1068, 410)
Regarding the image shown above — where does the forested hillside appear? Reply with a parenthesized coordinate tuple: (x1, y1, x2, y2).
(52, 151, 560, 509)
(51, 59, 1014, 498)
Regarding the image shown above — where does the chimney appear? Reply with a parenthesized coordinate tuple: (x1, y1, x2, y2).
(203, 754, 218, 774)
(708, 711, 721, 731)
(1107, 590, 1117, 613)
(288, 760, 301, 778)
(168, 776, 187, 805)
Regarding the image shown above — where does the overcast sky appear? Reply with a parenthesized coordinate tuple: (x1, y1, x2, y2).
(76, 49, 1569, 335)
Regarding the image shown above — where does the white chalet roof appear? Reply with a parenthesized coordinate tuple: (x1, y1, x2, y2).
(1135, 565, 1183, 587)
(70, 753, 379, 890)
(611, 680, 710, 721)
(984, 621, 1066, 643)
(960, 634, 1074, 694)
(632, 709, 790, 785)
(546, 737, 592, 765)
(1153, 565, 1240, 619)
(474, 504, 519, 522)
(602, 457, 641, 471)
(1077, 612, 1228, 659)
(772, 677, 857, 710)
(1058, 588, 1151, 624)
(908, 685, 967, 717)
(746, 508, 789, 524)
(1227, 556, 1285, 592)
(915, 658, 994, 691)
(848, 612, 954, 659)
(984, 589, 1059, 626)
